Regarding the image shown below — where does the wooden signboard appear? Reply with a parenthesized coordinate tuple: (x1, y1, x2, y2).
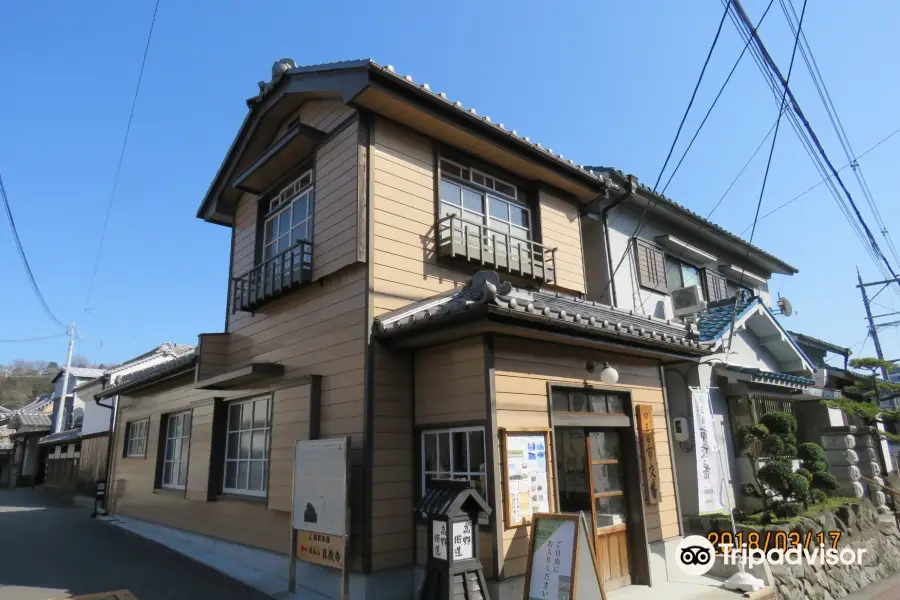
(635, 404, 660, 505)
(297, 530, 345, 569)
(502, 430, 552, 528)
(523, 513, 607, 600)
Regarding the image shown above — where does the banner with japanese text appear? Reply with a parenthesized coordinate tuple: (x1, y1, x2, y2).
(691, 389, 726, 514)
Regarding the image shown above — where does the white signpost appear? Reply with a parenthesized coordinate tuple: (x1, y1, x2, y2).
(289, 437, 351, 599)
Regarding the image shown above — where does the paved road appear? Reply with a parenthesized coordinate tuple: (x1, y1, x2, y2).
(0, 488, 273, 600)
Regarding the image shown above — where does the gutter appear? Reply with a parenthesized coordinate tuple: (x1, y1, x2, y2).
(583, 174, 635, 308)
(96, 373, 114, 515)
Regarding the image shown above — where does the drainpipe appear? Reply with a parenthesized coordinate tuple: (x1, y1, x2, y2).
(95, 374, 114, 514)
(596, 175, 636, 308)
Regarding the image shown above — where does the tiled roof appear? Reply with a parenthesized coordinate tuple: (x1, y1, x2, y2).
(38, 428, 82, 446)
(72, 342, 197, 391)
(98, 348, 198, 398)
(374, 271, 710, 355)
(17, 412, 52, 427)
(696, 294, 759, 342)
(787, 331, 851, 357)
(717, 365, 815, 387)
(52, 367, 105, 383)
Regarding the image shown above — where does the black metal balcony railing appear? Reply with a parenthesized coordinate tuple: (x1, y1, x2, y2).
(232, 241, 313, 313)
(436, 214, 556, 283)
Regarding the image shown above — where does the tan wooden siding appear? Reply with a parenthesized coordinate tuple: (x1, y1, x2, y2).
(539, 188, 585, 294)
(313, 118, 360, 280)
(109, 373, 338, 558)
(279, 100, 356, 138)
(369, 342, 415, 571)
(371, 117, 469, 315)
(268, 384, 312, 512)
(196, 333, 229, 381)
(77, 435, 108, 492)
(414, 338, 486, 426)
(493, 336, 679, 567)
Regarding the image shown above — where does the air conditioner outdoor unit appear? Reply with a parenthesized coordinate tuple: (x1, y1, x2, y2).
(671, 285, 707, 317)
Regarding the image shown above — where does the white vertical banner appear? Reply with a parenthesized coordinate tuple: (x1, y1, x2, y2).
(692, 389, 726, 514)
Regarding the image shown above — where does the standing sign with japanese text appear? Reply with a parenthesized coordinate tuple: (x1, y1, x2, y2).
(635, 405, 660, 504)
(691, 389, 726, 514)
(432, 520, 448, 560)
(452, 521, 474, 560)
(523, 513, 606, 600)
(297, 530, 344, 569)
(292, 438, 348, 536)
(504, 432, 551, 527)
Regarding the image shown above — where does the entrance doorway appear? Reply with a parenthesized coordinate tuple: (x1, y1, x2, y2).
(554, 427, 634, 591)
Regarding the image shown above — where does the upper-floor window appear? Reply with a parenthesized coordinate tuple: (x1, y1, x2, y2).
(666, 255, 702, 293)
(439, 158, 531, 241)
(263, 170, 314, 262)
(634, 238, 736, 303)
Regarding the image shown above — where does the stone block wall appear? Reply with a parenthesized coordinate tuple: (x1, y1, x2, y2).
(820, 426, 890, 514)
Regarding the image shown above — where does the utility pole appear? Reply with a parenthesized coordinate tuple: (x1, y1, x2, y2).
(856, 270, 898, 380)
(54, 323, 76, 433)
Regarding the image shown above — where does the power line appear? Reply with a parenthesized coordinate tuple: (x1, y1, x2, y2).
(741, 124, 900, 233)
(83, 0, 161, 311)
(660, 0, 776, 195)
(597, 0, 735, 303)
(726, 0, 808, 353)
(0, 173, 67, 330)
(0, 333, 67, 344)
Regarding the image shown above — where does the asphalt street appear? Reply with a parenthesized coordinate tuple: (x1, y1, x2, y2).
(0, 488, 273, 600)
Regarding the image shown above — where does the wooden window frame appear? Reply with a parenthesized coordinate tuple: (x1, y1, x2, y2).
(261, 169, 315, 263)
(702, 267, 729, 303)
(221, 396, 272, 498)
(123, 418, 149, 459)
(420, 425, 488, 502)
(252, 159, 316, 268)
(633, 238, 668, 293)
(158, 410, 192, 491)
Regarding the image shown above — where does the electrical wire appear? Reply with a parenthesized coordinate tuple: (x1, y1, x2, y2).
(0, 173, 67, 330)
(0, 333, 67, 344)
(660, 0, 776, 195)
(596, 0, 736, 303)
(725, 0, 808, 353)
(83, 0, 161, 311)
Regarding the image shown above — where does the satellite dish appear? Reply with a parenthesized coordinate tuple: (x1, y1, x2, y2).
(776, 295, 793, 317)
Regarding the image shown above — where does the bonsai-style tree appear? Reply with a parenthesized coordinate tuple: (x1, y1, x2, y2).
(826, 357, 900, 442)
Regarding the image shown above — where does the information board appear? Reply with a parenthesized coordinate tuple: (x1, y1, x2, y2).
(297, 530, 344, 569)
(292, 438, 349, 536)
(432, 520, 448, 560)
(523, 513, 607, 600)
(504, 432, 551, 527)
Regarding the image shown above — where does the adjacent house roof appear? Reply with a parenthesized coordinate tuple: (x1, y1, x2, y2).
(374, 271, 710, 358)
(73, 342, 196, 392)
(715, 364, 815, 388)
(51, 367, 105, 383)
(97, 348, 198, 399)
(14, 412, 52, 428)
(787, 331, 851, 358)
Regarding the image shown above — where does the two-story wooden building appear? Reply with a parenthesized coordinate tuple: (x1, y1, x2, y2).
(103, 58, 721, 599)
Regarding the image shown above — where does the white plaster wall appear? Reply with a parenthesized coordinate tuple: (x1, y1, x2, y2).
(82, 397, 113, 436)
(722, 329, 782, 372)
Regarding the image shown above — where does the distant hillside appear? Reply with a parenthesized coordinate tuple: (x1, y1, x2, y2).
(0, 374, 55, 410)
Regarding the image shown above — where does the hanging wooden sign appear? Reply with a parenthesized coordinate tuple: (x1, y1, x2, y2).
(523, 512, 607, 600)
(636, 404, 660, 505)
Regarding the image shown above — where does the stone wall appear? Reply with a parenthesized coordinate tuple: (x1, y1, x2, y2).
(769, 500, 900, 600)
(820, 426, 890, 514)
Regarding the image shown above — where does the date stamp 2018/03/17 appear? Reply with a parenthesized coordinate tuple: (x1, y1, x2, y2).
(706, 530, 841, 553)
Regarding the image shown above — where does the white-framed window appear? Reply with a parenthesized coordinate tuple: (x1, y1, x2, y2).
(421, 426, 487, 500)
(223, 396, 271, 496)
(161, 411, 191, 489)
(439, 158, 530, 242)
(263, 170, 314, 261)
(124, 419, 149, 458)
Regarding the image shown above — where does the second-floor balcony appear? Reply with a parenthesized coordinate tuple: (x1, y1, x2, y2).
(232, 240, 313, 313)
(436, 214, 556, 283)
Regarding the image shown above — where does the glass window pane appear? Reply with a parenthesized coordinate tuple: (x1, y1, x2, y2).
(472, 476, 487, 500)
(494, 180, 516, 198)
(293, 196, 309, 222)
(253, 400, 268, 428)
(606, 395, 626, 414)
(227, 433, 239, 459)
(265, 218, 275, 245)
(239, 433, 251, 459)
(589, 393, 607, 413)
(278, 210, 291, 235)
(183, 414, 191, 437)
(263, 243, 275, 261)
(441, 161, 461, 178)
(589, 432, 620, 461)
(666, 256, 682, 291)
(163, 462, 173, 485)
(438, 433, 451, 473)
(469, 430, 485, 472)
(228, 405, 240, 431)
(570, 391, 588, 413)
(452, 432, 468, 475)
(164, 438, 174, 460)
(682, 264, 701, 289)
(441, 203, 461, 219)
(249, 462, 264, 491)
(251, 431, 266, 459)
(511, 226, 530, 242)
(440, 180, 461, 205)
(423, 433, 437, 472)
(237, 462, 249, 490)
(592, 464, 624, 494)
(463, 188, 483, 213)
(240, 403, 252, 429)
(552, 390, 569, 411)
(489, 197, 509, 222)
(277, 235, 290, 254)
(594, 494, 626, 528)
(225, 461, 237, 489)
(177, 463, 187, 487)
(292, 222, 308, 245)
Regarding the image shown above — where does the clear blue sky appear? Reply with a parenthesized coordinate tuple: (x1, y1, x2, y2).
(1, 0, 899, 367)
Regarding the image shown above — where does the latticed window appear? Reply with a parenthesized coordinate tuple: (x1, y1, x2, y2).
(161, 411, 191, 489)
(421, 426, 487, 500)
(223, 397, 271, 496)
(124, 419, 148, 458)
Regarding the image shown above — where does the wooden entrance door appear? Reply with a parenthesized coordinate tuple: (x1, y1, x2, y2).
(586, 431, 631, 591)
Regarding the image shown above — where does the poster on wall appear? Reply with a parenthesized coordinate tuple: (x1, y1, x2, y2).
(691, 390, 727, 514)
(504, 432, 551, 527)
(293, 438, 349, 536)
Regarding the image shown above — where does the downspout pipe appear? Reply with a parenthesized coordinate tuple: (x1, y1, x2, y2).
(585, 174, 636, 308)
(95, 374, 114, 514)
